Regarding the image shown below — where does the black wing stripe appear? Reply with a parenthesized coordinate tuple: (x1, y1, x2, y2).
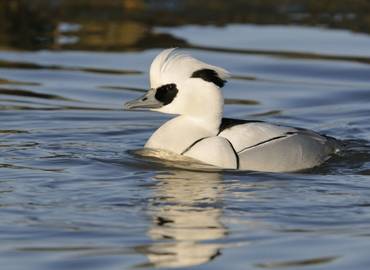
(218, 117, 263, 134)
(181, 137, 210, 155)
(224, 138, 239, 169)
(237, 135, 289, 153)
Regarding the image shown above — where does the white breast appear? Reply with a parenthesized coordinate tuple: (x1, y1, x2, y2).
(183, 136, 237, 169)
(145, 115, 216, 154)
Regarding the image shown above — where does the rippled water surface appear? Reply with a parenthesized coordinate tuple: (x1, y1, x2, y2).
(1, 2, 370, 269)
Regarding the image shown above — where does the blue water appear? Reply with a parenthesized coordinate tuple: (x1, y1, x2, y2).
(1, 21, 370, 269)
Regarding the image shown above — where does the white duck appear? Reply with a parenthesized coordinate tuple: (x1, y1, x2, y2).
(124, 48, 338, 172)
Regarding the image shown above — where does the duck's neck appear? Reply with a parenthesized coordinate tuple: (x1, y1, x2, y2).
(182, 88, 224, 133)
(146, 82, 224, 153)
(145, 113, 222, 154)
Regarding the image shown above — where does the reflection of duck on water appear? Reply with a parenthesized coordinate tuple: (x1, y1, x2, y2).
(136, 170, 226, 268)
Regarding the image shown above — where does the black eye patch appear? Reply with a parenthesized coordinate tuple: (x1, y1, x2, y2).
(155, 83, 178, 105)
(191, 68, 226, 88)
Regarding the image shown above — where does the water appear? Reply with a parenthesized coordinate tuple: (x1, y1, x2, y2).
(1, 2, 370, 269)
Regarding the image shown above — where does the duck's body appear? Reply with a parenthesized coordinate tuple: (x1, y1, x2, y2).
(125, 48, 338, 172)
(145, 115, 337, 172)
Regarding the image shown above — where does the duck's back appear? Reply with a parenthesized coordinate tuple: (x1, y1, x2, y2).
(218, 118, 338, 172)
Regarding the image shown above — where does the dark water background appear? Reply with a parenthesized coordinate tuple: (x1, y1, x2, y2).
(1, 1, 370, 269)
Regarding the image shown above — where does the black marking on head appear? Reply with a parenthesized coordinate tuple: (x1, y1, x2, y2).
(191, 68, 226, 88)
(155, 83, 178, 105)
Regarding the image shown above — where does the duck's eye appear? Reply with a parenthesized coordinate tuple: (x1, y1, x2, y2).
(155, 83, 178, 105)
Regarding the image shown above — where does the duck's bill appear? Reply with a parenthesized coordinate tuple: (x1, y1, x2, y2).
(124, 89, 163, 111)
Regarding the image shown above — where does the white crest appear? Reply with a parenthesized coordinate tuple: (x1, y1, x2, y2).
(149, 48, 230, 88)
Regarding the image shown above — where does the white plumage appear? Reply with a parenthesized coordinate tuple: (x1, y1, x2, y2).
(149, 48, 229, 89)
(125, 48, 339, 172)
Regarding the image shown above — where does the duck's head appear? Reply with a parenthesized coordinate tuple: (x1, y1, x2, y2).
(124, 48, 230, 118)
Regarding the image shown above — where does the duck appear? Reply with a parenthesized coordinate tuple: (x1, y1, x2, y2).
(124, 48, 339, 172)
